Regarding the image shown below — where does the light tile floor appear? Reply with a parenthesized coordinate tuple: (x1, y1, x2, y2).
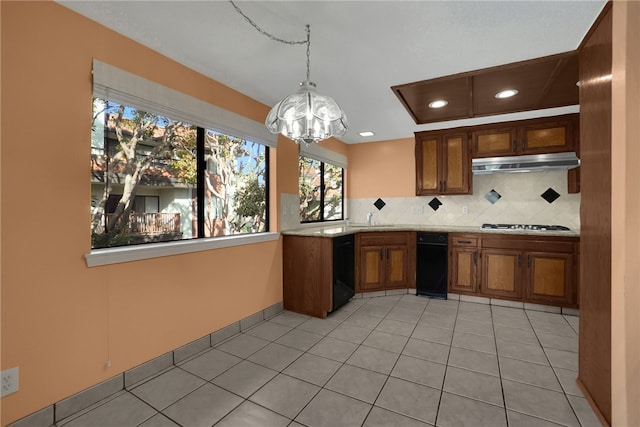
(58, 295, 601, 427)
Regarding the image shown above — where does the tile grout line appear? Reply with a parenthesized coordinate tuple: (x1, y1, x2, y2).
(489, 305, 511, 427)
(358, 294, 432, 426)
(525, 310, 585, 426)
(433, 297, 461, 427)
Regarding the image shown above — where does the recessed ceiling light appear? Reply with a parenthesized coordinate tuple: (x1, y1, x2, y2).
(495, 89, 519, 99)
(359, 131, 375, 137)
(428, 100, 448, 109)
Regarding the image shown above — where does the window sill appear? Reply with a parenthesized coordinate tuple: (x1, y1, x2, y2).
(85, 232, 280, 267)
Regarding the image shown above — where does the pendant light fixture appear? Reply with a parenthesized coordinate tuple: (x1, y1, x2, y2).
(230, 2, 348, 146)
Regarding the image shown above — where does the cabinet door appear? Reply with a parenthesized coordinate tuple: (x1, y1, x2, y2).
(481, 249, 523, 299)
(472, 128, 518, 157)
(443, 133, 471, 194)
(359, 245, 385, 291)
(525, 252, 574, 305)
(386, 245, 409, 289)
(521, 118, 575, 154)
(449, 247, 478, 293)
(416, 137, 440, 195)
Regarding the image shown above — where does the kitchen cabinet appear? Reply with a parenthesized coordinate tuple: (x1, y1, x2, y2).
(448, 235, 479, 294)
(447, 233, 579, 308)
(356, 232, 416, 292)
(481, 248, 523, 299)
(283, 234, 355, 318)
(471, 114, 578, 157)
(481, 235, 577, 307)
(415, 131, 471, 195)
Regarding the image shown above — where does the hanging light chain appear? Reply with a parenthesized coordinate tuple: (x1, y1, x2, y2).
(229, 1, 312, 81)
(305, 25, 311, 82)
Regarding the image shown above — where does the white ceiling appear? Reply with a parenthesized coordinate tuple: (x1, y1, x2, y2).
(58, 0, 606, 144)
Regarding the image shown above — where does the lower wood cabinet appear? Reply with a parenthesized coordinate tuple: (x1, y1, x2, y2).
(525, 251, 575, 305)
(449, 235, 479, 294)
(283, 235, 333, 318)
(481, 249, 523, 299)
(356, 232, 416, 292)
(449, 233, 579, 308)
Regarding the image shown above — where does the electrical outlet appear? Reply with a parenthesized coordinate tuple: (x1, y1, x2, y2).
(412, 206, 424, 214)
(462, 205, 469, 215)
(1, 367, 19, 397)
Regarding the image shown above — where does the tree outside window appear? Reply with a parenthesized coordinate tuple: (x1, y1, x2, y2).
(299, 156, 343, 223)
(90, 99, 268, 249)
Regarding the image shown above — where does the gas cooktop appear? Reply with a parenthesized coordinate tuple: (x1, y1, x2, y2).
(481, 223, 571, 231)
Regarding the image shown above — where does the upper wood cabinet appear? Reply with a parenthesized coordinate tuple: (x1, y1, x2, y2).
(415, 131, 471, 196)
(472, 114, 579, 158)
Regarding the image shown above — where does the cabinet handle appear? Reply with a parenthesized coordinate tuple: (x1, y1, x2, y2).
(443, 181, 447, 191)
(380, 249, 383, 260)
(512, 140, 516, 152)
(527, 255, 531, 268)
(439, 181, 444, 192)
(457, 240, 472, 244)
(473, 251, 478, 264)
(521, 140, 525, 151)
(517, 254, 522, 267)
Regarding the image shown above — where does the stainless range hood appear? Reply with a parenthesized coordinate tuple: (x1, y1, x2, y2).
(472, 152, 580, 175)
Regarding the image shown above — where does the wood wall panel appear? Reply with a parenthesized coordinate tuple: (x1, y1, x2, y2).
(577, 2, 612, 424)
(283, 236, 332, 318)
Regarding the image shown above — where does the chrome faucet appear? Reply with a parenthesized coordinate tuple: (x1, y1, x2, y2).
(366, 212, 373, 226)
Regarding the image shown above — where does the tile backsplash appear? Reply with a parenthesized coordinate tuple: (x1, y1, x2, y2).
(348, 171, 580, 230)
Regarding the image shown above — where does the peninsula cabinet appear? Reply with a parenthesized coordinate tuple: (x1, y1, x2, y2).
(415, 131, 471, 196)
(356, 232, 416, 292)
(283, 235, 333, 318)
(471, 114, 579, 158)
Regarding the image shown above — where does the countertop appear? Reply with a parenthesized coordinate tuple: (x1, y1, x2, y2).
(281, 223, 580, 238)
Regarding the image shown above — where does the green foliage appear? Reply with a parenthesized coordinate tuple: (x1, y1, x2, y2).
(299, 156, 343, 222)
(235, 177, 265, 218)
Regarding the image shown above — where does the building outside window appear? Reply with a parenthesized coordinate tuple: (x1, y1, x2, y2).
(90, 99, 268, 249)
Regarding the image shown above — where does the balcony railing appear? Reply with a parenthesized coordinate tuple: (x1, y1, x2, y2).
(105, 212, 181, 235)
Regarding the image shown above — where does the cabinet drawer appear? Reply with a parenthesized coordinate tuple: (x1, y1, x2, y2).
(450, 235, 478, 247)
(482, 237, 575, 253)
(359, 232, 409, 246)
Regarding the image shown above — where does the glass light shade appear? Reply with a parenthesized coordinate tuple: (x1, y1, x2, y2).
(265, 81, 348, 146)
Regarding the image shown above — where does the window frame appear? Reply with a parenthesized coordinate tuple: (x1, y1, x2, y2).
(299, 155, 345, 224)
(86, 60, 277, 267)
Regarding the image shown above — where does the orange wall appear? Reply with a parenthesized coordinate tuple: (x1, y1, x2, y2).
(347, 138, 415, 199)
(0, 1, 316, 424)
(611, 1, 640, 425)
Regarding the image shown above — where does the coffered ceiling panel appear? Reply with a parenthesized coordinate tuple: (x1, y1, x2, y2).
(392, 52, 579, 125)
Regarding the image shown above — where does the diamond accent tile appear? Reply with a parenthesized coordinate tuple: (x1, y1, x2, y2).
(428, 198, 442, 211)
(373, 198, 386, 210)
(541, 187, 561, 203)
(485, 189, 502, 204)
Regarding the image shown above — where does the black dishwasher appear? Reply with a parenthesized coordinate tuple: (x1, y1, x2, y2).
(416, 232, 448, 299)
(331, 234, 355, 312)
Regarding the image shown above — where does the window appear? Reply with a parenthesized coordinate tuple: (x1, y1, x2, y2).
(90, 99, 268, 249)
(299, 156, 344, 223)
